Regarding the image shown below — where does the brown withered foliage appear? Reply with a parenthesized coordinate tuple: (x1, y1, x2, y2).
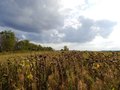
(0, 51, 120, 90)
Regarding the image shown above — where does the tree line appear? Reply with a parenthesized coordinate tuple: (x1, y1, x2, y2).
(0, 30, 53, 52)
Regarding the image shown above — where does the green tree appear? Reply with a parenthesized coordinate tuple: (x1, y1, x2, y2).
(0, 30, 16, 51)
(63, 46, 69, 51)
(15, 40, 30, 51)
(43, 47, 54, 51)
(0, 30, 54, 52)
(28, 43, 39, 51)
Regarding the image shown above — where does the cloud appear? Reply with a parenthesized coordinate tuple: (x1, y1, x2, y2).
(0, 0, 64, 32)
(10, 16, 116, 44)
(0, 0, 116, 46)
(62, 16, 116, 43)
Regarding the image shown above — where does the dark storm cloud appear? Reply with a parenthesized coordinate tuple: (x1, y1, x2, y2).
(62, 16, 116, 43)
(0, 0, 117, 44)
(0, 0, 63, 32)
(15, 30, 64, 43)
(13, 16, 116, 43)
(95, 20, 116, 37)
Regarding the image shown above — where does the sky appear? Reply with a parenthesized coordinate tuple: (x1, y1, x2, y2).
(0, 0, 120, 50)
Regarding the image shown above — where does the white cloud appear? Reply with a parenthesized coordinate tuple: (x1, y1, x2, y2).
(0, 0, 119, 50)
(60, 0, 85, 9)
(83, 0, 120, 21)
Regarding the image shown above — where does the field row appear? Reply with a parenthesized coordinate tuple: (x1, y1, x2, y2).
(0, 51, 120, 90)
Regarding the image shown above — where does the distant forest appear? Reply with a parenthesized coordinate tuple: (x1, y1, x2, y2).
(0, 30, 53, 52)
